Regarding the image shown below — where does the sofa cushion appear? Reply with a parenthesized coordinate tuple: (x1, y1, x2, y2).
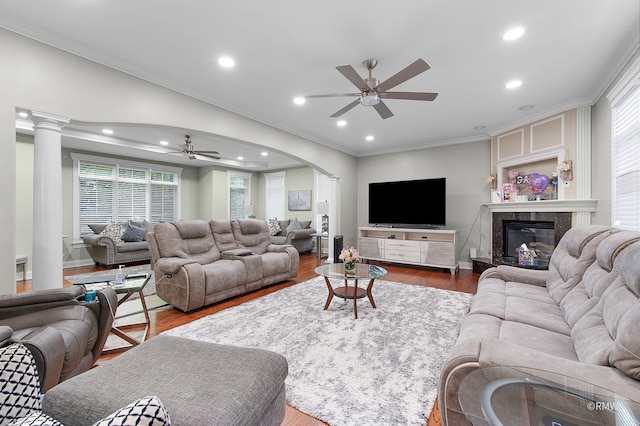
(88, 224, 107, 234)
(7, 306, 99, 381)
(286, 218, 302, 232)
(571, 239, 640, 379)
(545, 225, 612, 304)
(232, 219, 271, 255)
(0, 343, 41, 424)
(116, 241, 149, 253)
(276, 220, 290, 237)
(210, 220, 239, 252)
(154, 221, 220, 264)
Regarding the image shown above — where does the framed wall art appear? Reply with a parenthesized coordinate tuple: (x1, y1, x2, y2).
(288, 190, 312, 211)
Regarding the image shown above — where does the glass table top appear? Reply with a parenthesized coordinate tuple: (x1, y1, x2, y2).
(315, 263, 387, 280)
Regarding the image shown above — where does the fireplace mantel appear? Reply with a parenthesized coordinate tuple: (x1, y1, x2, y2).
(483, 199, 597, 214)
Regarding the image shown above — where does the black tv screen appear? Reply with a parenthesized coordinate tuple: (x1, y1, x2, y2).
(368, 178, 446, 227)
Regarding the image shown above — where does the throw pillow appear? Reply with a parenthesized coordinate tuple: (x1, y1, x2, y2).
(299, 220, 312, 229)
(0, 343, 41, 424)
(286, 218, 303, 232)
(9, 412, 62, 426)
(121, 223, 147, 242)
(100, 223, 125, 243)
(268, 219, 281, 236)
(88, 224, 107, 234)
(92, 396, 171, 426)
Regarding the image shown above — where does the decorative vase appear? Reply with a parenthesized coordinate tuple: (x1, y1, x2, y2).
(344, 261, 356, 275)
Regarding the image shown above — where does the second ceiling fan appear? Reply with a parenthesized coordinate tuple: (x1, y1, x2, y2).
(304, 58, 438, 119)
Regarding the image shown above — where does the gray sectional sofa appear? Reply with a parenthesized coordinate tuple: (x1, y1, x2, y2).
(437, 225, 640, 425)
(146, 219, 299, 312)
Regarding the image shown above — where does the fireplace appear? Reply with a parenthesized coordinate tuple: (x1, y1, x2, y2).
(491, 211, 572, 264)
(503, 220, 555, 261)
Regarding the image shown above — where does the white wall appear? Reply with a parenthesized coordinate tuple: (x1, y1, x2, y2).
(357, 140, 492, 264)
(0, 28, 356, 294)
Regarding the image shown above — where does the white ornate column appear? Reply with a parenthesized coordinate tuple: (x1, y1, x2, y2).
(575, 105, 592, 224)
(327, 175, 339, 263)
(31, 111, 69, 290)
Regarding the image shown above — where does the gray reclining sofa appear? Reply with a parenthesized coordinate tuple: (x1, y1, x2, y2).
(437, 225, 640, 425)
(146, 218, 299, 312)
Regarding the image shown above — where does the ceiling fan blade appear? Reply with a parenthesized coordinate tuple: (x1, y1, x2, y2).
(194, 150, 220, 155)
(373, 100, 394, 119)
(375, 59, 431, 92)
(336, 65, 370, 91)
(305, 93, 360, 99)
(195, 153, 221, 160)
(380, 91, 439, 101)
(330, 99, 361, 118)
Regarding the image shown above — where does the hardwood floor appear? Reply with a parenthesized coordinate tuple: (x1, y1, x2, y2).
(20, 254, 478, 426)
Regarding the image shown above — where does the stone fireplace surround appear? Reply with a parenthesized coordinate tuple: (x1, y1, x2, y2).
(480, 199, 597, 269)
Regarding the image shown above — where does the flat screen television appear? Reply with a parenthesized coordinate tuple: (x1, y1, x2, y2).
(368, 178, 446, 228)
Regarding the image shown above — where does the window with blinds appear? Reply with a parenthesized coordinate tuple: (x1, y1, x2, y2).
(73, 153, 181, 238)
(228, 171, 252, 219)
(610, 61, 640, 231)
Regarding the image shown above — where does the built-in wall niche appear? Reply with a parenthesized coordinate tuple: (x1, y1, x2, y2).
(499, 156, 561, 201)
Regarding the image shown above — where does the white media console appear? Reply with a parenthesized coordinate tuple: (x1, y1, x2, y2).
(358, 227, 459, 275)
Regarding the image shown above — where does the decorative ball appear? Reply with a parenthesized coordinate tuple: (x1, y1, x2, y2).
(529, 173, 550, 195)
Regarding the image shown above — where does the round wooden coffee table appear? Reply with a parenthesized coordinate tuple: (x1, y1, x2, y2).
(315, 263, 387, 319)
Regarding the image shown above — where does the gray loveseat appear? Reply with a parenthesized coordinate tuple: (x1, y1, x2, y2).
(82, 220, 154, 267)
(437, 225, 640, 425)
(146, 219, 299, 312)
(269, 218, 315, 253)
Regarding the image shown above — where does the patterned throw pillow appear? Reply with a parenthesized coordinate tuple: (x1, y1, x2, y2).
(100, 223, 125, 243)
(9, 412, 62, 426)
(0, 344, 41, 424)
(268, 219, 281, 236)
(92, 396, 171, 426)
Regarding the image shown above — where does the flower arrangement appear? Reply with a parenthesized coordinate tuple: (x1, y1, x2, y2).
(556, 160, 573, 181)
(339, 246, 359, 264)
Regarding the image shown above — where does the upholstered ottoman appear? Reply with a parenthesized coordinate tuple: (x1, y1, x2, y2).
(42, 335, 288, 426)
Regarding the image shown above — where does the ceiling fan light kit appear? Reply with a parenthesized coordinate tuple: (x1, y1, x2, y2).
(166, 135, 221, 161)
(304, 58, 438, 119)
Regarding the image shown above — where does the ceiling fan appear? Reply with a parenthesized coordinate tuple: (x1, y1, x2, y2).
(304, 58, 438, 119)
(171, 135, 221, 160)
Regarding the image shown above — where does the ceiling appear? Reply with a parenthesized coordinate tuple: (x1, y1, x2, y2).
(3, 1, 639, 170)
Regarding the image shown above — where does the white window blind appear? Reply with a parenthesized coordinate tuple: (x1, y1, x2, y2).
(73, 153, 181, 240)
(265, 171, 285, 220)
(611, 70, 640, 231)
(228, 171, 252, 219)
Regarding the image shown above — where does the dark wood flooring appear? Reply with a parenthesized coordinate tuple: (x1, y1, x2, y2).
(19, 254, 479, 426)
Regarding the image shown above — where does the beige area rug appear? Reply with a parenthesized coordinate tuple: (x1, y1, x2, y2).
(164, 277, 472, 426)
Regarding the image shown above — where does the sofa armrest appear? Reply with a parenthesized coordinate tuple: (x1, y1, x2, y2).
(478, 338, 640, 402)
(286, 228, 315, 242)
(0, 325, 13, 346)
(0, 287, 84, 320)
(82, 233, 117, 250)
(480, 265, 548, 287)
(267, 244, 294, 253)
(154, 257, 199, 275)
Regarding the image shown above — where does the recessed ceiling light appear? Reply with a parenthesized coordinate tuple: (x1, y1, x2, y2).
(160, 140, 169, 146)
(237, 156, 244, 161)
(17, 111, 28, 118)
(518, 104, 536, 111)
(218, 56, 235, 68)
(506, 80, 522, 89)
(365, 135, 374, 142)
(503, 27, 525, 41)
(293, 97, 306, 105)
(102, 129, 114, 135)
(337, 120, 347, 127)
(261, 152, 268, 157)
